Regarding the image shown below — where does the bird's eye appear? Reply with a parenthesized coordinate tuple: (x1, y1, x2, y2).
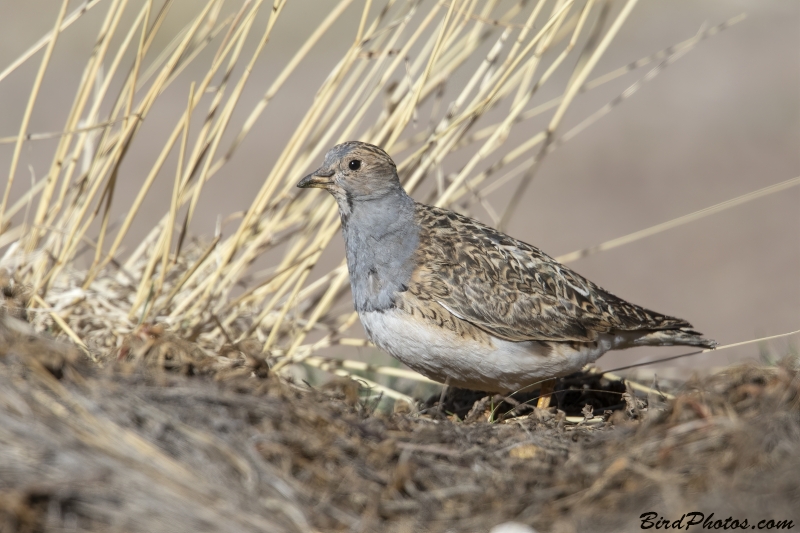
(348, 159, 361, 171)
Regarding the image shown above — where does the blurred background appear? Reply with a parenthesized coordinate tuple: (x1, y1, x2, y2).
(0, 0, 797, 385)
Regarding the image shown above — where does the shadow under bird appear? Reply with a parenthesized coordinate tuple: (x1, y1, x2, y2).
(297, 141, 715, 408)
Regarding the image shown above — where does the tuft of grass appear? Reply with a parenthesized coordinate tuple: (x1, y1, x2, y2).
(0, 0, 758, 396)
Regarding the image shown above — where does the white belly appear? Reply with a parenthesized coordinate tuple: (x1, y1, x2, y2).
(359, 309, 612, 392)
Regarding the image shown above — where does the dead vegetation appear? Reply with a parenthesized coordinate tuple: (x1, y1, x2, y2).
(1, 316, 798, 533)
(0, 0, 762, 398)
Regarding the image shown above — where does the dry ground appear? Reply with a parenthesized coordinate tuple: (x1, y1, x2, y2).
(0, 314, 798, 533)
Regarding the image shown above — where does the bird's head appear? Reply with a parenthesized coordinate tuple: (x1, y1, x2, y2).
(297, 141, 401, 200)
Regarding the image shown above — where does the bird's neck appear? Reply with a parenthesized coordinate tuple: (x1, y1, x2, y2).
(339, 189, 418, 313)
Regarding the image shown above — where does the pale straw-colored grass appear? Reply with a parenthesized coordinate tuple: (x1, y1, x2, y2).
(3, 0, 785, 399)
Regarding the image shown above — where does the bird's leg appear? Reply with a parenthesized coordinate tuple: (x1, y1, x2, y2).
(437, 377, 450, 416)
(537, 378, 556, 409)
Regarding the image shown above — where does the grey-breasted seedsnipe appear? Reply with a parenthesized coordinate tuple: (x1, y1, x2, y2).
(297, 141, 715, 407)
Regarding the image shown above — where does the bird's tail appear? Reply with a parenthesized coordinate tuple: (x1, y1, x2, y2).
(632, 328, 716, 349)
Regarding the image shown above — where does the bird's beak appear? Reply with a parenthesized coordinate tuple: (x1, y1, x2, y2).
(297, 168, 335, 189)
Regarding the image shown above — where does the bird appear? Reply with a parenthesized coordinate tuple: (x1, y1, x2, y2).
(297, 141, 715, 408)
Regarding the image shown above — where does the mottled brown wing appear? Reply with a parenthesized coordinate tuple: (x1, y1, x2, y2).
(411, 204, 692, 342)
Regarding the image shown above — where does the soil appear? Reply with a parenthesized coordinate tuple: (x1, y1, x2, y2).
(0, 317, 798, 533)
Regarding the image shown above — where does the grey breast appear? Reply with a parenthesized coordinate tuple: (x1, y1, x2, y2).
(341, 191, 419, 313)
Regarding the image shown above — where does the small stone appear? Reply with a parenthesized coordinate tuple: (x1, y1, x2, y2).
(490, 522, 538, 533)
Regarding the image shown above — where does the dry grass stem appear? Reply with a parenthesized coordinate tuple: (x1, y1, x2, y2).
(0, 0, 765, 401)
